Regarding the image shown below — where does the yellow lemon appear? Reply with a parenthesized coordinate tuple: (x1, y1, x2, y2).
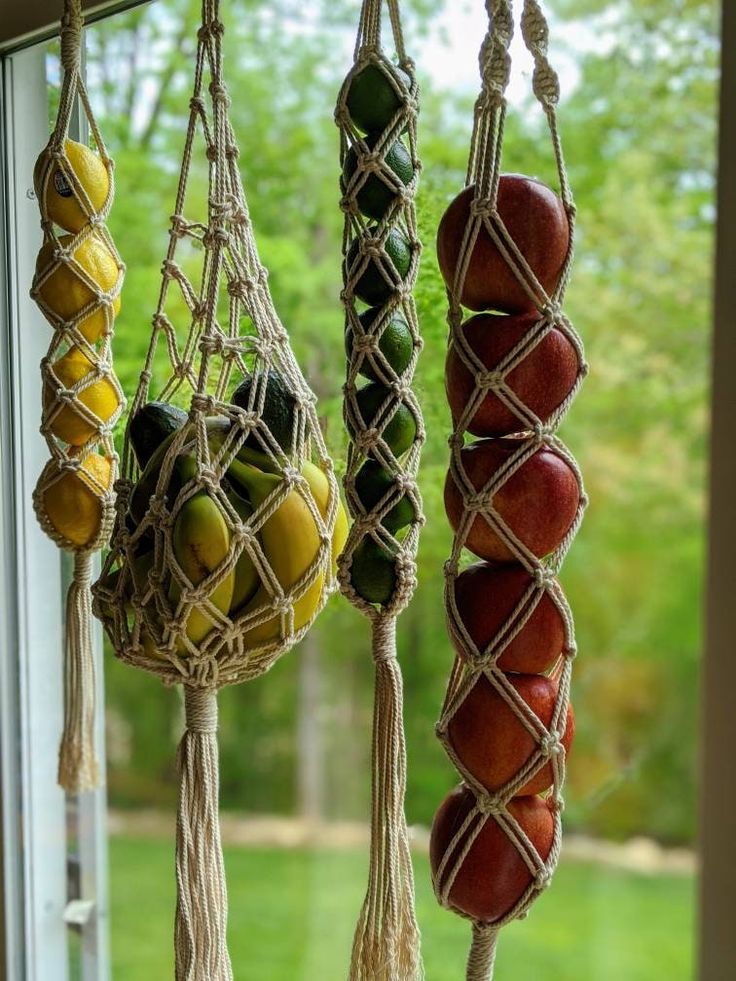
(42, 453, 112, 548)
(44, 346, 120, 445)
(34, 139, 109, 233)
(36, 233, 121, 342)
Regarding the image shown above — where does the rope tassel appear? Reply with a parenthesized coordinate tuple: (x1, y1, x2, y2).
(349, 616, 422, 981)
(58, 551, 99, 793)
(175, 688, 233, 981)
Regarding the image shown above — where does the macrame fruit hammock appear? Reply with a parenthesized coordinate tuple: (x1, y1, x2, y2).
(92, 1, 345, 976)
(30, 0, 125, 794)
(335, 0, 425, 978)
(430, 1, 587, 978)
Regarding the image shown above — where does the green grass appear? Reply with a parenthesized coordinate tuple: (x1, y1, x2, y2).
(110, 836, 695, 979)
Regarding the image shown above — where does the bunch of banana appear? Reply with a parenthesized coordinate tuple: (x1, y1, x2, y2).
(115, 400, 348, 655)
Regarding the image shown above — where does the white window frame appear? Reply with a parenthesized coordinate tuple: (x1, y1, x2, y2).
(0, 1, 733, 979)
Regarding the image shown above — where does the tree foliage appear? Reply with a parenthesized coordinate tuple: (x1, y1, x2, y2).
(88, 0, 718, 843)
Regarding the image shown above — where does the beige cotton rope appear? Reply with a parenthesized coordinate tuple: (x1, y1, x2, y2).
(30, 0, 125, 793)
(336, 1, 424, 978)
(92, 1, 340, 976)
(431, 2, 587, 978)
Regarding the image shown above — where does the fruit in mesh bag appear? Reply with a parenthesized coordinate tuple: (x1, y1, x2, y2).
(444, 437, 580, 562)
(170, 483, 235, 648)
(342, 134, 414, 221)
(41, 451, 112, 548)
(346, 227, 412, 306)
(445, 312, 579, 437)
(129, 402, 188, 469)
(34, 139, 110, 234)
(449, 561, 566, 674)
(437, 175, 570, 314)
(349, 537, 398, 606)
(231, 369, 297, 454)
(430, 785, 554, 923)
(349, 381, 417, 457)
(35, 233, 121, 343)
(44, 346, 120, 446)
(227, 459, 325, 646)
(346, 63, 411, 134)
(447, 672, 574, 797)
(345, 307, 414, 382)
(354, 458, 415, 534)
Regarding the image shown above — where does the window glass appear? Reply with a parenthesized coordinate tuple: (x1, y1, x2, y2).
(82, 0, 717, 976)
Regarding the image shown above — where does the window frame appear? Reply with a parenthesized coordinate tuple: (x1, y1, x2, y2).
(0, 1, 733, 978)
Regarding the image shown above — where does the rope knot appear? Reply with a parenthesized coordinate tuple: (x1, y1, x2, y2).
(190, 393, 216, 414)
(465, 492, 492, 514)
(540, 299, 562, 323)
(353, 332, 377, 354)
(539, 732, 563, 758)
(535, 868, 553, 890)
(184, 688, 218, 734)
(470, 196, 494, 220)
(477, 368, 504, 391)
(476, 793, 504, 817)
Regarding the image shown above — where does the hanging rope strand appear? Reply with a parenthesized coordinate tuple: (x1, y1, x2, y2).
(31, 0, 125, 794)
(431, 2, 586, 978)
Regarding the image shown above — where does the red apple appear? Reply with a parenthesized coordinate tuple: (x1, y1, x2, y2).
(436, 176, 570, 314)
(430, 786, 554, 923)
(444, 438, 580, 562)
(445, 312, 579, 437)
(450, 561, 566, 674)
(447, 673, 574, 797)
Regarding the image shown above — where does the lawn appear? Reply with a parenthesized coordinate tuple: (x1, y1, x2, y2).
(109, 836, 695, 979)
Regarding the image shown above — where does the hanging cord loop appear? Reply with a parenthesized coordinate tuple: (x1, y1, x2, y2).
(336, 0, 425, 977)
(431, 2, 586, 979)
(30, 0, 125, 794)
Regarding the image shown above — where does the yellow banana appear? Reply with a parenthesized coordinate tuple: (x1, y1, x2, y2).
(170, 491, 234, 648)
(301, 461, 349, 573)
(228, 460, 324, 647)
(228, 447, 349, 573)
(226, 487, 260, 613)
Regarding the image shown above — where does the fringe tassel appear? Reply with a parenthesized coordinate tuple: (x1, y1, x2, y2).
(466, 924, 499, 981)
(349, 615, 423, 981)
(58, 551, 99, 793)
(175, 687, 233, 981)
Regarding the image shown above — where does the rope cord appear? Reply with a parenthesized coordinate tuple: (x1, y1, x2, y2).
(30, 0, 125, 793)
(431, 3, 587, 978)
(94, 0, 340, 688)
(90, 1, 341, 974)
(336, 0, 424, 976)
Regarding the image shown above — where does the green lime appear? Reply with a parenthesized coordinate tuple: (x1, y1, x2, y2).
(350, 538, 398, 605)
(354, 459, 415, 533)
(346, 64, 411, 134)
(351, 381, 417, 456)
(342, 135, 414, 221)
(345, 227, 412, 306)
(231, 368, 297, 453)
(345, 307, 414, 382)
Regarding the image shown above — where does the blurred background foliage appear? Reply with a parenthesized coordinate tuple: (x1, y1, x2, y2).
(85, 0, 719, 845)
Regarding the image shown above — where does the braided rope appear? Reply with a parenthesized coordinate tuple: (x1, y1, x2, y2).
(90, 1, 341, 974)
(431, 3, 587, 978)
(336, 1, 424, 977)
(29, 0, 125, 793)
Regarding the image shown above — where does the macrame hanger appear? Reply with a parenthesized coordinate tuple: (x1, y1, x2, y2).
(94, 0, 340, 974)
(336, 2, 424, 977)
(431, 2, 587, 978)
(31, 0, 125, 793)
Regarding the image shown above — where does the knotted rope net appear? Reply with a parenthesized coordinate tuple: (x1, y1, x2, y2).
(431, 2, 587, 978)
(30, 0, 125, 793)
(335, 1, 424, 978)
(93, 1, 340, 975)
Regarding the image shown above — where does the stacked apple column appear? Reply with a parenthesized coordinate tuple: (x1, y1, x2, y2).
(429, 2, 587, 978)
(336, 3, 425, 978)
(30, 0, 125, 793)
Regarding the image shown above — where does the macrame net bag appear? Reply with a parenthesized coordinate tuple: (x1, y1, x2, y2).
(93, 2, 340, 976)
(431, 2, 587, 978)
(335, 1, 424, 978)
(30, 0, 125, 794)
